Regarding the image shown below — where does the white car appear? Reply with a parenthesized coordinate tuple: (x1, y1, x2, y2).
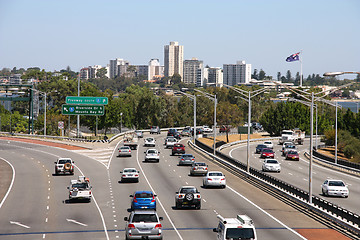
(165, 137, 177, 148)
(117, 146, 132, 157)
(144, 137, 156, 147)
(282, 144, 296, 156)
(263, 141, 273, 149)
(321, 179, 349, 198)
(203, 171, 226, 188)
(144, 149, 160, 162)
(202, 125, 213, 133)
(262, 159, 281, 172)
(120, 168, 139, 182)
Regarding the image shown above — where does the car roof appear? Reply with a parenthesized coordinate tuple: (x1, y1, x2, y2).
(208, 171, 223, 174)
(123, 168, 137, 171)
(180, 185, 197, 189)
(131, 209, 157, 214)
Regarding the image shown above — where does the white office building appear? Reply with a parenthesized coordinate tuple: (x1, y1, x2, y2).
(148, 59, 164, 80)
(109, 58, 129, 78)
(183, 58, 203, 86)
(223, 61, 251, 86)
(164, 41, 184, 80)
(204, 67, 223, 87)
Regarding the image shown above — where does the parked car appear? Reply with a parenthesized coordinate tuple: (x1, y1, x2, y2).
(172, 143, 185, 155)
(203, 171, 226, 188)
(255, 144, 267, 154)
(285, 150, 299, 161)
(144, 137, 156, 147)
(263, 141, 273, 149)
(175, 186, 201, 209)
(134, 130, 143, 138)
(321, 179, 349, 198)
(165, 137, 177, 148)
(118, 146, 132, 157)
(150, 126, 160, 134)
(120, 168, 139, 182)
(130, 191, 157, 210)
(124, 210, 163, 240)
(219, 125, 230, 133)
(260, 148, 275, 158)
(178, 154, 195, 166)
(144, 149, 160, 162)
(262, 159, 281, 172)
(189, 162, 208, 176)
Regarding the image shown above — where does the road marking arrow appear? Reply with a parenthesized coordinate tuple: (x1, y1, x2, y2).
(66, 218, 88, 226)
(10, 221, 30, 229)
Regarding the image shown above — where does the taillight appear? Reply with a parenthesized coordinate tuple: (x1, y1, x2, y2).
(193, 167, 196, 170)
(155, 224, 162, 229)
(208, 178, 212, 181)
(151, 196, 156, 202)
(89, 191, 91, 195)
(122, 174, 126, 177)
(135, 174, 138, 177)
(178, 194, 184, 199)
(205, 167, 208, 170)
(128, 224, 135, 229)
(196, 194, 201, 198)
(133, 196, 137, 203)
(221, 178, 225, 181)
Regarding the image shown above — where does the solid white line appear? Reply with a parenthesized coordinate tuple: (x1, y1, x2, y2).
(66, 218, 88, 227)
(107, 139, 124, 170)
(10, 221, 30, 229)
(227, 186, 307, 240)
(0, 157, 15, 209)
(136, 148, 183, 240)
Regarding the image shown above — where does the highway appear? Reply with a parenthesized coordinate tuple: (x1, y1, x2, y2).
(221, 139, 360, 215)
(0, 134, 353, 239)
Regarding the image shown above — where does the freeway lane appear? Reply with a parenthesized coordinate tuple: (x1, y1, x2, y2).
(0, 135, 353, 240)
(222, 139, 360, 215)
(0, 140, 109, 240)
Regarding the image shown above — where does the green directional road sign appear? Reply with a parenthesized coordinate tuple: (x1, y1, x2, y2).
(66, 96, 108, 105)
(62, 105, 105, 116)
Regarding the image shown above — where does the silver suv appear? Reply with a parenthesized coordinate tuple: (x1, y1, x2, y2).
(124, 210, 163, 240)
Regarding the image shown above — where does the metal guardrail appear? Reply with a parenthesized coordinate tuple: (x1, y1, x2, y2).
(313, 149, 360, 172)
(192, 139, 360, 236)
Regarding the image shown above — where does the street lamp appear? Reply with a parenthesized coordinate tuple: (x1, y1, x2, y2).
(120, 112, 123, 133)
(30, 89, 53, 136)
(175, 91, 197, 144)
(194, 89, 217, 158)
(223, 84, 268, 173)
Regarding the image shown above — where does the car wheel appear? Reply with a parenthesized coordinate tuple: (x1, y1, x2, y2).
(203, 182, 207, 188)
(222, 185, 226, 189)
(345, 195, 349, 198)
(176, 202, 181, 209)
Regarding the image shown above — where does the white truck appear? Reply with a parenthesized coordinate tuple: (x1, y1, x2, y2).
(67, 176, 92, 202)
(123, 133, 139, 150)
(279, 129, 305, 145)
(213, 214, 257, 240)
(54, 158, 74, 175)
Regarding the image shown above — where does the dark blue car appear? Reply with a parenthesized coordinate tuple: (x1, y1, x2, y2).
(130, 191, 157, 210)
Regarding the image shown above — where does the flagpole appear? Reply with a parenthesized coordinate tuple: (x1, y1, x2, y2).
(300, 50, 303, 87)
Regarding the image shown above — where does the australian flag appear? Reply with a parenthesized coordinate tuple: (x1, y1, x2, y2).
(286, 52, 300, 62)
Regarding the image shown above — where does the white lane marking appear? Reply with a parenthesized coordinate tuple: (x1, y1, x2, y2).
(203, 199, 207, 202)
(10, 221, 30, 229)
(227, 186, 307, 240)
(107, 139, 124, 169)
(66, 219, 88, 227)
(45, 218, 48, 223)
(43, 234, 46, 238)
(0, 158, 15, 210)
(136, 147, 183, 240)
(288, 173, 293, 176)
(47, 206, 49, 210)
(303, 178, 308, 182)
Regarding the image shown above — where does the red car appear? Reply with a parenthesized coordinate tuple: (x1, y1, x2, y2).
(285, 150, 299, 161)
(260, 148, 275, 158)
(172, 143, 185, 155)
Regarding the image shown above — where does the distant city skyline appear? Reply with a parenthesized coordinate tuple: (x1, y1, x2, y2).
(1, 0, 359, 79)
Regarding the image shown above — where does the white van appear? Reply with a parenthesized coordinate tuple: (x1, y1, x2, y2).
(213, 214, 257, 240)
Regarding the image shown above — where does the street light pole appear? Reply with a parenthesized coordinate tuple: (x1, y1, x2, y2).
(44, 92, 47, 136)
(77, 73, 80, 138)
(120, 112, 123, 133)
(247, 91, 251, 173)
(214, 95, 217, 158)
(335, 101, 338, 164)
(193, 95, 196, 144)
(309, 92, 314, 204)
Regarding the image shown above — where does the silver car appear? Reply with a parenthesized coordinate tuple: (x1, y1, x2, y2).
(178, 154, 195, 166)
(189, 162, 208, 176)
(124, 210, 163, 240)
(118, 146, 132, 157)
(120, 168, 139, 182)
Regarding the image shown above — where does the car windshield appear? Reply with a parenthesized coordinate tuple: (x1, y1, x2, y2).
(288, 151, 297, 155)
(226, 228, 255, 239)
(146, 138, 154, 141)
(209, 172, 223, 176)
(147, 150, 157, 154)
(174, 144, 183, 147)
(58, 159, 71, 164)
(264, 142, 271, 145)
(262, 149, 273, 153)
(71, 183, 88, 189)
(120, 147, 129, 150)
(168, 138, 176, 142)
(132, 214, 157, 223)
(180, 188, 197, 193)
(267, 160, 278, 164)
(135, 192, 153, 198)
(124, 169, 137, 173)
(286, 145, 296, 149)
(329, 181, 345, 187)
(257, 144, 266, 148)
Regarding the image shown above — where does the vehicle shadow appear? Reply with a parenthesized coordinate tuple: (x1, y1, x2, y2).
(64, 199, 91, 204)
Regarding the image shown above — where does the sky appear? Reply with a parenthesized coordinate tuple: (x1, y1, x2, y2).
(1, 0, 359, 79)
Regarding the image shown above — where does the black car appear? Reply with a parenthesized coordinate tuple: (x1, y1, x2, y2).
(167, 128, 178, 137)
(255, 144, 267, 154)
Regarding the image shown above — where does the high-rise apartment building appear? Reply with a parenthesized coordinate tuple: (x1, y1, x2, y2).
(204, 67, 223, 87)
(223, 61, 251, 86)
(183, 58, 203, 86)
(164, 41, 184, 80)
(109, 58, 129, 78)
(148, 59, 164, 80)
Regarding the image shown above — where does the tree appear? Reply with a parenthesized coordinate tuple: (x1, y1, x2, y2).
(277, 72, 281, 81)
(286, 70, 292, 82)
(217, 102, 242, 142)
(170, 73, 182, 85)
(258, 69, 266, 80)
(252, 69, 258, 80)
(96, 68, 107, 79)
